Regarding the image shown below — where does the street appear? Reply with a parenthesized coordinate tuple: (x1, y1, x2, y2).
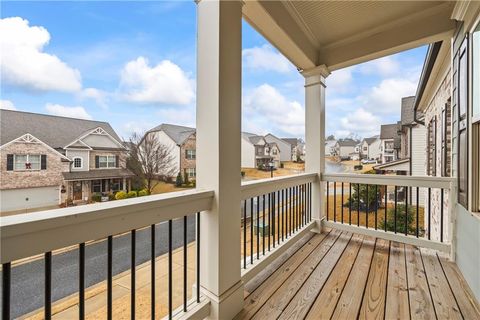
(2, 216, 196, 319)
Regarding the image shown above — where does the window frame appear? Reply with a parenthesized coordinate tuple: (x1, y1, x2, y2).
(98, 155, 117, 169)
(457, 36, 469, 208)
(14, 154, 41, 171)
(185, 149, 196, 160)
(185, 167, 196, 178)
(73, 157, 83, 169)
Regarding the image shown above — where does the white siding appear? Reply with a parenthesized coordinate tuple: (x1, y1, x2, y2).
(411, 126, 427, 176)
(241, 137, 255, 168)
(66, 149, 90, 171)
(154, 131, 181, 176)
(368, 139, 381, 160)
(82, 134, 120, 149)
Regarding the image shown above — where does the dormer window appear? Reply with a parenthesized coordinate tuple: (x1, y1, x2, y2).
(73, 157, 82, 168)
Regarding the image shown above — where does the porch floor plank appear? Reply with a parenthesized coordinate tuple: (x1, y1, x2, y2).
(239, 230, 480, 320)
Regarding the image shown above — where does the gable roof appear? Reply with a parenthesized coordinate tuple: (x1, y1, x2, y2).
(148, 123, 196, 145)
(0, 110, 122, 150)
(336, 139, 358, 147)
(281, 138, 298, 147)
(247, 135, 264, 145)
(363, 136, 379, 145)
(401, 96, 416, 125)
(380, 124, 399, 140)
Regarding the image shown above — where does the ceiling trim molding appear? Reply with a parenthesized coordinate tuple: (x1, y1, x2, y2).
(451, 0, 471, 21)
(282, 1, 320, 50)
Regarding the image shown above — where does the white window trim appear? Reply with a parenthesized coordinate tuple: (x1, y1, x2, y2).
(73, 157, 83, 169)
(14, 154, 41, 171)
(98, 155, 117, 169)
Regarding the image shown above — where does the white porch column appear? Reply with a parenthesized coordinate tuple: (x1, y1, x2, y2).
(196, 0, 244, 319)
(302, 65, 329, 233)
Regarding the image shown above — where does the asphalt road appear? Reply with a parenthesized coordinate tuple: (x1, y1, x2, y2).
(1, 216, 197, 319)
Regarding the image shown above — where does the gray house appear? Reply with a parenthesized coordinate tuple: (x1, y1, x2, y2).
(333, 139, 358, 158)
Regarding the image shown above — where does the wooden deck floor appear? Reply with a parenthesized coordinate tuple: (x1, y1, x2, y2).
(236, 229, 480, 320)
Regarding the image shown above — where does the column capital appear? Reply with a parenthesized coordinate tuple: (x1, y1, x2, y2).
(301, 64, 330, 78)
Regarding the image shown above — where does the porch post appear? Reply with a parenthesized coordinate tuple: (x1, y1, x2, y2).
(122, 177, 127, 192)
(196, 0, 244, 319)
(302, 65, 330, 233)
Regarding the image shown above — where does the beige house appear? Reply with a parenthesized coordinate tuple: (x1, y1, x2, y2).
(0, 110, 133, 213)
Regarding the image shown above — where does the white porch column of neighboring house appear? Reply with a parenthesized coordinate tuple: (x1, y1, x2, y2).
(302, 66, 329, 233)
(196, 1, 244, 319)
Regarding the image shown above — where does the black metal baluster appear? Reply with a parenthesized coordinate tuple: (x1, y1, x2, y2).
(441, 189, 444, 242)
(394, 186, 398, 233)
(196, 212, 200, 303)
(79, 243, 85, 320)
(243, 200, 247, 269)
(272, 192, 276, 248)
(277, 190, 280, 245)
(326, 182, 329, 221)
(349, 183, 352, 225)
(416, 188, 420, 238)
(250, 198, 254, 264)
(333, 182, 337, 223)
(309, 183, 312, 222)
(107, 236, 113, 320)
(45, 252, 52, 320)
(281, 190, 284, 242)
(341, 183, 344, 224)
(289, 187, 292, 236)
(168, 220, 173, 319)
(295, 186, 298, 230)
(375, 185, 378, 230)
(268, 193, 271, 251)
(428, 188, 432, 240)
(257, 195, 260, 260)
(131, 230, 136, 319)
(405, 187, 408, 236)
(365, 184, 370, 229)
(303, 184, 307, 226)
(151, 225, 155, 319)
(2, 263, 11, 320)
(183, 216, 188, 312)
(263, 194, 266, 255)
(384, 185, 388, 232)
(357, 184, 360, 227)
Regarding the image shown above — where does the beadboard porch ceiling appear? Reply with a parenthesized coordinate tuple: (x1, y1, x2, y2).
(243, 1, 457, 71)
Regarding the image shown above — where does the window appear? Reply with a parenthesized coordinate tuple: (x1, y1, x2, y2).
(186, 168, 196, 178)
(73, 157, 82, 168)
(14, 154, 41, 170)
(472, 24, 480, 211)
(473, 23, 480, 119)
(98, 155, 117, 168)
(111, 179, 122, 191)
(92, 180, 102, 193)
(185, 149, 196, 160)
(363, 147, 368, 151)
(272, 148, 277, 155)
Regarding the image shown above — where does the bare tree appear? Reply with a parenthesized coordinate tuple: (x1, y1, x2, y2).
(127, 131, 176, 193)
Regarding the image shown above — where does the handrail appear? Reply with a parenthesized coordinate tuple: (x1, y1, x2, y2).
(322, 173, 455, 189)
(1, 189, 214, 264)
(241, 173, 317, 200)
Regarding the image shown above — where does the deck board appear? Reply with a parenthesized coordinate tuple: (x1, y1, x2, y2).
(240, 230, 480, 320)
(304, 234, 363, 320)
(359, 238, 390, 320)
(385, 242, 410, 320)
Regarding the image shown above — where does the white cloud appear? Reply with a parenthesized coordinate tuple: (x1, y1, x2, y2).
(0, 99, 17, 110)
(243, 45, 292, 73)
(337, 108, 382, 138)
(361, 78, 417, 114)
(119, 57, 194, 105)
(156, 108, 195, 127)
(0, 17, 82, 92)
(45, 103, 92, 120)
(244, 84, 304, 136)
(81, 88, 108, 108)
(358, 56, 400, 77)
(327, 67, 354, 94)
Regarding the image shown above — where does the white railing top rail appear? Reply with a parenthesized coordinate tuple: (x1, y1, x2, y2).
(0, 189, 214, 264)
(241, 173, 317, 200)
(322, 173, 455, 189)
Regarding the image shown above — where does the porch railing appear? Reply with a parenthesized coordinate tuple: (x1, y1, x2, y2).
(1, 189, 213, 320)
(321, 173, 456, 254)
(239, 173, 317, 282)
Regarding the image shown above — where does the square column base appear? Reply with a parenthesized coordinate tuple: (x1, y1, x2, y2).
(201, 280, 244, 320)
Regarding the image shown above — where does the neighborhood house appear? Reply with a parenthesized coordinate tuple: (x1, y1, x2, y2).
(0, 110, 133, 213)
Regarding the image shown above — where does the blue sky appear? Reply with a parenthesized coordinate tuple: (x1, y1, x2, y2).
(1, 1, 427, 140)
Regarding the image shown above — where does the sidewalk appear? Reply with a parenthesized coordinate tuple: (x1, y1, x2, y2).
(23, 244, 197, 320)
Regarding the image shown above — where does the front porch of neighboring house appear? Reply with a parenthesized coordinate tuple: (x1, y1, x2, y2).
(2, 2, 480, 320)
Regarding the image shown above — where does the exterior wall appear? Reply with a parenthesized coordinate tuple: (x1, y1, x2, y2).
(66, 149, 90, 171)
(264, 134, 291, 162)
(411, 126, 427, 176)
(0, 141, 69, 190)
(325, 140, 336, 156)
(338, 145, 355, 157)
(241, 137, 255, 168)
(151, 131, 180, 175)
(381, 139, 396, 163)
(180, 133, 196, 175)
(368, 139, 381, 160)
(269, 144, 281, 167)
(400, 127, 410, 158)
(81, 134, 121, 149)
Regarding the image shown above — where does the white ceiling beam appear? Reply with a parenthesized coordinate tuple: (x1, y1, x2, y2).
(242, 1, 318, 70)
(319, 4, 456, 71)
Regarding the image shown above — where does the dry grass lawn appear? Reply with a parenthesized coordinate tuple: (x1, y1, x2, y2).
(151, 181, 189, 194)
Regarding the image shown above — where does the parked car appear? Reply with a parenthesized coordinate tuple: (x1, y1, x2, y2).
(361, 158, 377, 164)
(340, 156, 351, 161)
